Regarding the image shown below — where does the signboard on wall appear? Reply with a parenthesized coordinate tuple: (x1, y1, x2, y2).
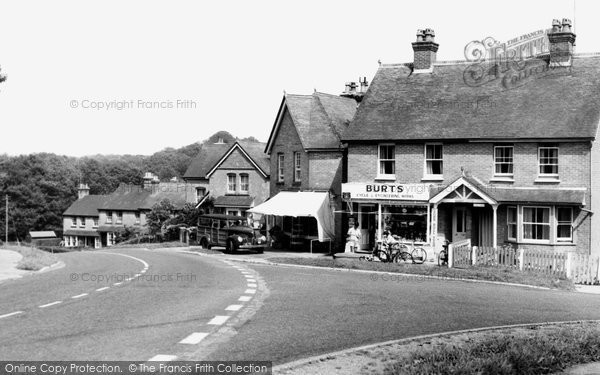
(342, 183, 430, 201)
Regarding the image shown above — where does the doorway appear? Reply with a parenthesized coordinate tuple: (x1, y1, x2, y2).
(358, 204, 377, 251)
(452, 206, 468, 242)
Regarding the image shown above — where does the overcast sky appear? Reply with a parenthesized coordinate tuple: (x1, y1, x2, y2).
(1, 0, 598, 156)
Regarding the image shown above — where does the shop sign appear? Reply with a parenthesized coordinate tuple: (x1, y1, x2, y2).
(342, 183, 430, 201)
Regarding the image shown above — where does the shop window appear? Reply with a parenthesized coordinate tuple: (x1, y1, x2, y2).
(240, 174, 249, 193)
(556, 207, 573, 241)
(378, 144, 395, 177)
(507, 206, 517, 240)
(522, 206, 550, 241)
(227, 174, 237, 193)
(494, 146, 514, 176)
(539, 146, 559, 176)
(381, 205, 428, 242)
(277, 153, 284, 183)
(294, 152, 302, 182)
(425, 144, 443, 176)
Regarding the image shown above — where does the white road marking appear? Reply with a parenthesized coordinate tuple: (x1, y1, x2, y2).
(135, 274, 141, 277)
(39, 301, 62, 308)
(238, 296, 252, 302)
(104, 252, 150, 269)
(241, 272, 251, 275)
(0, 311, 23, 319)
(96, 287, 110, 292)
(71, 293, 88, 299)
(247, 283, 257, 288)
(141, 270, 147, 274)
(244, 289, 256, 294)
(148, 355, 177, 361)
(225, 304, 243, 311)
(207, 315, 230, 325)
(114, 282, 123, 286)
(246, 278, 257, 282)
(179, 332, 209, 345)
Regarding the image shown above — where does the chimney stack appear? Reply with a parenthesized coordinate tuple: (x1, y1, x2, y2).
(341, 78, 368, 103)
(412, 28, 439, 73)
(78, 183, 90, 200)
(548, 18, 576, 67)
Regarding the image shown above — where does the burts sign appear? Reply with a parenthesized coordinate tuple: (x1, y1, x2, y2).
(342, 183, 430, 201)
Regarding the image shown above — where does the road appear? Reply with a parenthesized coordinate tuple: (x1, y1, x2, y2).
(1, 248, 599, 364)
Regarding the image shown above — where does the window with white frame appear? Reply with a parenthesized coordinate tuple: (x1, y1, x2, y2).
(227, 174, 237, 193)
(116, 211, 122, 224)
(92, 218, 99, 228)
(556, 207, 573, 241)
(294, 152, 301, 182)
(425, 144, 443, 176)
(378, 144, 395, 177)
(522, 206, 550, 241)
(195, 187, 206, 203)
(240, 174, 249, 193)
(78, 217, 85, 228)
(538, 146, 559, 176)
(105, 212, 112, 224)
(494, 146, 514, 176)
(70, 217, 76, 228)
(277, 153, 284, 182)
(507, 206, 517, 240)
(135, 212, 140, 225)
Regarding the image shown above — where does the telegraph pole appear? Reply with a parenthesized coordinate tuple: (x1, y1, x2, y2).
(5, 195, 7, 244)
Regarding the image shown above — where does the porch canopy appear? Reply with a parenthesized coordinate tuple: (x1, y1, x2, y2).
(247, 191, 334, 242)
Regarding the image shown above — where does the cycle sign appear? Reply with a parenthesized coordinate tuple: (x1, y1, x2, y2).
(342, 183, 430, 201)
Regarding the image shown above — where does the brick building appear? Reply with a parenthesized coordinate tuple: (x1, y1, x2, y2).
(183, 141, 270, 217)
(62, 184, 107, 248)
(342, 21, 600, 259)
(260, 91, 357, 248)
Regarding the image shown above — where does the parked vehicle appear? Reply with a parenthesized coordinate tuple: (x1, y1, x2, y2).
(197, 214, 267, 253)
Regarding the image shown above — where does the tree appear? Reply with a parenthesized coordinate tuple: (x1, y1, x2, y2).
(146, 199, 176, 235)
(0, 66, 6, 86)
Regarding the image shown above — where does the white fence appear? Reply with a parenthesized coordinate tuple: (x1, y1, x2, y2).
(449, 244, 600, 283)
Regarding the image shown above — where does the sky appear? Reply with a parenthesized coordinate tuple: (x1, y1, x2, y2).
(0, 0, 598, 156)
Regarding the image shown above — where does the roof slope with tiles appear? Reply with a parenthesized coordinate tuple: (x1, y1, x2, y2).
(63, 195, 108, 216)
(183, 141, 269, 179)
(344, 55, 600, 141)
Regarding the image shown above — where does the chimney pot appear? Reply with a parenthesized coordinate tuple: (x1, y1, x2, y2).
(552, 19, 562, 33)
(416, 29, 425, 42)
(561, 18, 572, 32)
(424, 28, 435, 42)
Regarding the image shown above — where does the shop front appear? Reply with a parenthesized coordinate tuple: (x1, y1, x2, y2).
(342, 183, 431, 251)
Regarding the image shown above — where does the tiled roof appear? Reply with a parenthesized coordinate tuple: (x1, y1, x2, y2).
(267, 92, 357, 152)
(101, 183, 188, 211)
(183, 141, 269, 179)
(344, 55, 600, 141)
(63, 229, 100, 237)
(63, 195, 107, 216)
(213, 195, 255, 208)
(490, 188, 585, 205)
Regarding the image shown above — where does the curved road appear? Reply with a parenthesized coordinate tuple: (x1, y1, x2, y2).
(1, 249, 599, 365)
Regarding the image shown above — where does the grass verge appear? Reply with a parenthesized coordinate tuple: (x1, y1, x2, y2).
(381, 322, 600, 375)
(2, 245, 59, 271)
(268, 257, 575, 290)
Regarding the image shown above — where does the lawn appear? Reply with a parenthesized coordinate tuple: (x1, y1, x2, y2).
(2, 245, 59, 271)
(381, 322, 600, 375)
(267, 257, 575, 290)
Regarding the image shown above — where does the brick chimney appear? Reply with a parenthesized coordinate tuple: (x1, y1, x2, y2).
(412, 28, 439, 73)
(548, 18, 576, 67)
(78, 183, 90, 200)
(340, 78, 368, 103)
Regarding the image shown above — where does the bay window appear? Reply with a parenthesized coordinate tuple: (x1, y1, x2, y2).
(522, 206, 550, 241)
(556, 207, 573, 241)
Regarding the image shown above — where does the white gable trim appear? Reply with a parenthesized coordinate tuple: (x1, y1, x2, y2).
(429, 177, 497, 205)
(265, 97, 287, 155)
(205, 142, 268, 179)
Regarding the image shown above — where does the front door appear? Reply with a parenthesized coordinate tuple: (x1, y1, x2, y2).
(358, 204, 376, 251)
(452, 206, 468, 242)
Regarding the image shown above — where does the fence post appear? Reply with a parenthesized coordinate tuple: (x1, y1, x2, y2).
(518, 248, 524, 271)
(448, 244, 454, 268)
(566, 252, 573, 279)
(472, 246, 478, 266)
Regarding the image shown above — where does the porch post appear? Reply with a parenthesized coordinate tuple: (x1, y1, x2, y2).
(492, 204, 498, 249)
(426, 204, 431, 245)
(431, 203, 438, 251)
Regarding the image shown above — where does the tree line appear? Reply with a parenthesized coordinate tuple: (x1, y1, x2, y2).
(0, 131, 258, 241)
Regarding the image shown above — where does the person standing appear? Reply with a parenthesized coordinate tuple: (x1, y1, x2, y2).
(346, 221, 361, 253)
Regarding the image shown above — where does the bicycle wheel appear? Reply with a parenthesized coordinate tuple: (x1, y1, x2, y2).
(411, 247, 427, 264)
(394, 244, 412, 264)
(376, 249, 392, 263)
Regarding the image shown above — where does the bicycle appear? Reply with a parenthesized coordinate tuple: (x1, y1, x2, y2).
(393, 242, 427, 264)
(360, 241, 397, 263)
